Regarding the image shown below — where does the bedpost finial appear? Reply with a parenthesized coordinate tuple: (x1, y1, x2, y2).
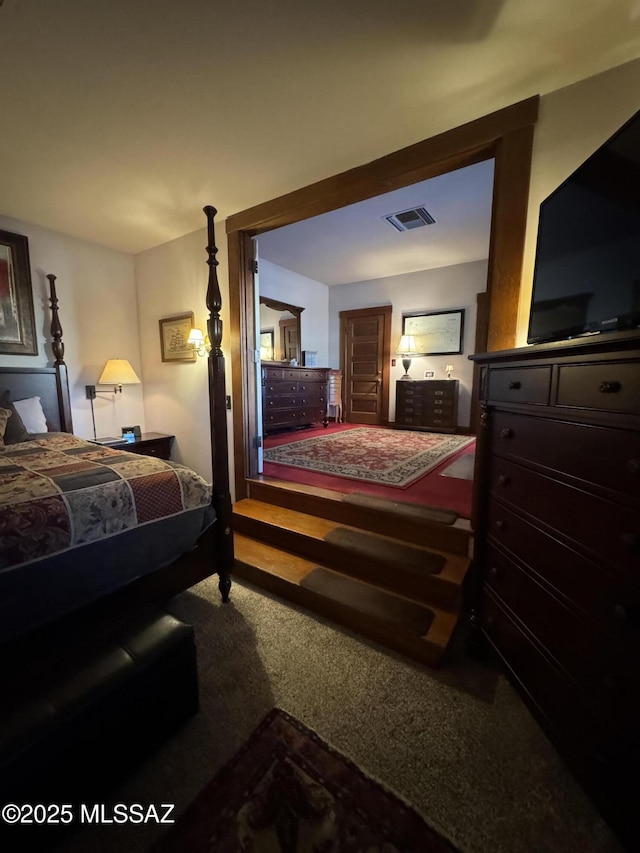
(47, 273, 65, 366)
(204, 205, 223, 356)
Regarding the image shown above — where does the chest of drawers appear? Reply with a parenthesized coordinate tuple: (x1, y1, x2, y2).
(470, 333, 640, 849)
(395, 379, 458, 432)
(262, 365, 329, 433)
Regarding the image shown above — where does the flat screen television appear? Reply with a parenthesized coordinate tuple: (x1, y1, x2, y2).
(527, 108, 640, 344)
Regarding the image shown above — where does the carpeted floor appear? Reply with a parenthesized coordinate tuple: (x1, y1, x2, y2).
(51, 577, 622, 853)
(151, 707, 458, 852)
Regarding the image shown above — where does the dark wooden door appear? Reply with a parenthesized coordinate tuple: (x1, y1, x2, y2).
(340, 306, 392, 425)
(280, 318, 299, 362)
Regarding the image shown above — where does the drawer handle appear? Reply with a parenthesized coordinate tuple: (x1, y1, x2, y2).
(599, 380, 621, 394)
(500, 428, 513, 439)
(621, 533, 640, 554)
(498, 474, 510, 485)
(508, 381, 521, 390)
(488, 566, 500, 579)
(495, 520, 506, 530)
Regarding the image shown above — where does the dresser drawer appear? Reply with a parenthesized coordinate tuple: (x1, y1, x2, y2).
(485, 548, 639, 714)
(481, 591, 615, 762)
(265, 395, 300, 410)
(283, 368, 320, 382)
(490, 457, 640, 581)
(487, 366, 551, 405)
(296, 406, 325, 424)
(426, 414, 456, 428)
(491, 411, 640, 502)
(264, 381, 300, 395)
(557, 362, 640, 413)
(298, 392, 326, 408)
(263, 410, 300, 428)
(423, 387, 455, 400)
(487, 501, 640, 640)
(263, 367, 285, 381)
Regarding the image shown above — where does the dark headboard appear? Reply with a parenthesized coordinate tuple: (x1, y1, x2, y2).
(0, 366, 72, 433)
(0, 276, 73, 434)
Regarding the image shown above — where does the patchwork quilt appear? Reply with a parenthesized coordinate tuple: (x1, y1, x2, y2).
(0, 434, 212, 571)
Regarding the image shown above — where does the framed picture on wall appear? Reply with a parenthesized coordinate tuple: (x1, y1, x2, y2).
(159, 312, 197, 362)
(0, 229, 38, 355)
(402, 309, 465, 356)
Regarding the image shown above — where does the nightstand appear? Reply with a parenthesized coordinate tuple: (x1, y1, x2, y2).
(395, 379, 459, 433)
(105, 433, 174, 460)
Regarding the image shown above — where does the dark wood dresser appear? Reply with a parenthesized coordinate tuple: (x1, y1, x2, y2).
(262, 365, 329, 433)
(395, 379, 458, 432)
(470, 333, 640, 849)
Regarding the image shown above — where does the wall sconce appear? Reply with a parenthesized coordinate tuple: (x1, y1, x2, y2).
(85, 358, 141, 439)
(396, 335, 424, 381)
(445, 363, 454, 379)
(98, 358, 141, 393)
(188, 328, 211, 357)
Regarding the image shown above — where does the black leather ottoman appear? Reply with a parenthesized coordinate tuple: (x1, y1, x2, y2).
(0, 607, 199, 809)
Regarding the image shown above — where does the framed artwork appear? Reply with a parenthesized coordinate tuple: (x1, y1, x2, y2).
(302, 350, 318, 367)
(260, 329, 274, 361)
(0, 229, 38, 355)
(402, 309, 465, 356)
(159, 312, 196, 362)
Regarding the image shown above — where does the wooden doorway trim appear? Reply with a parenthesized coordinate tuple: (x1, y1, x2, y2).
(227, 96, 539, 500)
(340, 305, 392, 425)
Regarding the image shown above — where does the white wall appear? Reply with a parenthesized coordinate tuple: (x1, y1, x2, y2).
(134, 225, 233, 485)
(258, 258, 329, 365)
(328, 260, 488, 427)
(517, 57, 640, 344)
(0, 215, 144, 439)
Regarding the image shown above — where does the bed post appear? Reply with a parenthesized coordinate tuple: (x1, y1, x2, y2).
(47, 273, 73, 434)
(204, 206, 234, 602)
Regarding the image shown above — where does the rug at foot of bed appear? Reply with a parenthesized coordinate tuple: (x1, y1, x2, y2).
(152, 707, 458, 852)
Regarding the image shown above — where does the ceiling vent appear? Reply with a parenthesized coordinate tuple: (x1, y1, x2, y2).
(384, 206, 436, 232)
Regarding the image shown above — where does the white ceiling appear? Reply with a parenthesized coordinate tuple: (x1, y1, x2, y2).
(0, 0, 639, 254)
(257, 160, 495, 285)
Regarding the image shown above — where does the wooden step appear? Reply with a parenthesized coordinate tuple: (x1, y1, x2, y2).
(234, 533, 458, 667)
(247, 477, 472, 556)
(233, 498, 470, 608)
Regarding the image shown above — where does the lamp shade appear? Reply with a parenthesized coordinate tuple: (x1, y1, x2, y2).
(396, 335, 420, 355)
(187, 328, 205, 346)
(98, 359, 141, 386)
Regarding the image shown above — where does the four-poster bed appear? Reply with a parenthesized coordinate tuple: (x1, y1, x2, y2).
(0, 207, 235, 821)
(0, 206, 234, 643)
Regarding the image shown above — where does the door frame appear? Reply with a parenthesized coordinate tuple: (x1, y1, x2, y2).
(340, 305, 392, 425)
(227, 96, 539, 500)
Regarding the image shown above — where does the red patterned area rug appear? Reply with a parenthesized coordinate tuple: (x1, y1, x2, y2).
(152, 708, 458, 853)
(263, 427, 474, 488)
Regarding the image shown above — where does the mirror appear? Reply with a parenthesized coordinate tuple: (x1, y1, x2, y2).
(259, 295, 304, 363)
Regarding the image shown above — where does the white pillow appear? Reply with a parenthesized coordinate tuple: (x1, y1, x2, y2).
(13, 396, 48, 434)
